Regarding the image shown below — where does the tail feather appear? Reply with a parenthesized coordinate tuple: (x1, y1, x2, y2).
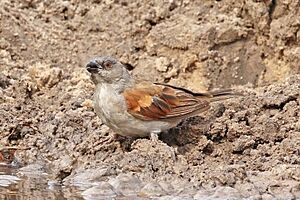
(207, 89, 242, 102)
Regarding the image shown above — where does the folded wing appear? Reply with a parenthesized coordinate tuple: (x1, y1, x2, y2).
(122, 82, 211, 121)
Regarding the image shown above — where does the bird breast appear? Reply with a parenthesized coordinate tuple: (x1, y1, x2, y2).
(93, 84, 176, 137)
(94, 84, 127, 124)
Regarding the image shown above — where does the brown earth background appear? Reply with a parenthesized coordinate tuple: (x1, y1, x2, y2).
(1, 0, 300, 199)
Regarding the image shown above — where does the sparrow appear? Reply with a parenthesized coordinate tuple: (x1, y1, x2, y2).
(86, 56, 237, 141)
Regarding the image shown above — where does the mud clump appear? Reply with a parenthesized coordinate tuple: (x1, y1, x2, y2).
(1, 0, 300, 199)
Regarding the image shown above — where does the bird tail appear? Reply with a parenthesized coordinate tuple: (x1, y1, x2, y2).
(208, 89, 242, 102)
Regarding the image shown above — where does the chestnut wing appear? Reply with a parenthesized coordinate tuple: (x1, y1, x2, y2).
(122, 83, 210, 121)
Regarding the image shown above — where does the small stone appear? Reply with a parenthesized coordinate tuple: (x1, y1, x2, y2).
(233, 135, 255, 154)
(155, 57, 170, 72)
(158, 181, 174, 193)
(64, 167, 116, 190)
(108, 173, 142, 196)
(81, 182, 117, 199)
(139, 182, 167, 197)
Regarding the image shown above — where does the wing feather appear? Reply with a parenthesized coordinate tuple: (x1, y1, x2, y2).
(122, 83, 211, 121)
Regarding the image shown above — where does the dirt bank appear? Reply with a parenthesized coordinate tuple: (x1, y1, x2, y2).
(1, 0, 300, 199)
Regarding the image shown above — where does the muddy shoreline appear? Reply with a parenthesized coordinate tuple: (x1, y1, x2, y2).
(1, 0, 300, 199)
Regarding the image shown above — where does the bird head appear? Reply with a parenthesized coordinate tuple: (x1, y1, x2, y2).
(86, 56, 129, 85)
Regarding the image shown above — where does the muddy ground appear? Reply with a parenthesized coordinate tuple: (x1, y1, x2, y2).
(1, 0, 300, 199)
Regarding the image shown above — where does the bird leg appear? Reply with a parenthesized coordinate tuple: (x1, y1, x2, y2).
(150, 131, 160, 143)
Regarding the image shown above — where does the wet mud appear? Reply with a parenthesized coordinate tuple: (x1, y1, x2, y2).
(1, 0, 300, 199)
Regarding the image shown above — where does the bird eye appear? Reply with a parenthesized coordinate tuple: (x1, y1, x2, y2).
(103, 61, 113, 69)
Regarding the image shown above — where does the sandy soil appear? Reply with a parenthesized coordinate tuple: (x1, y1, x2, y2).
(1, 0, 300, 198)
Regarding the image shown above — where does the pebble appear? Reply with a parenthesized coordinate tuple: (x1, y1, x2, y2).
(108, 173, 142, 196)
(81, 182, 118, 200)
(64, 166, 116, 190)
(139, 182, 167, 197)
(158, 181, 175, 193)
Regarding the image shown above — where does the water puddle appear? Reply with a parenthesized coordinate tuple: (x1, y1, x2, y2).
(0, 148, 277, 199)
(0, 164, 84, 200)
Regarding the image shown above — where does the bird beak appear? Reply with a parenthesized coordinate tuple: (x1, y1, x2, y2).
(86, 61, 102, 74)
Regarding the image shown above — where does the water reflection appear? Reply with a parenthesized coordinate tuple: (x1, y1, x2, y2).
(0, 165, 21, 200)
(0, 164, 83, 200)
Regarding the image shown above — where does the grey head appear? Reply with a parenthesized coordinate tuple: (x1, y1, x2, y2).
(86, 56, 131, 85)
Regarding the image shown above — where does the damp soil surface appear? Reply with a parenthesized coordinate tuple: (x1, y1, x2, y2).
(1, 0, 300, 199)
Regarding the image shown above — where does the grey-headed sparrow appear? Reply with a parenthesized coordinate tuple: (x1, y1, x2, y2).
(86, 56, 237, 140)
